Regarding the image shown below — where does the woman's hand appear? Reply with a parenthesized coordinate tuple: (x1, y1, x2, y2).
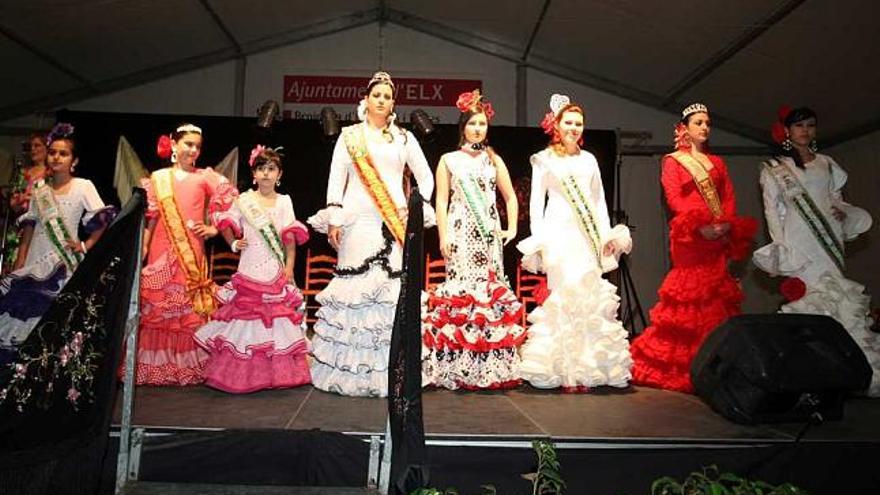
(191, 221, 218, 239)
(699, 222, 730, 240)
(64, 239, 86, 253)
(440, 241, 451, 259)
(231, 238, 248, 252)
(602, 241, 616, 257)
(328, 225, 342, 250)
(500, 228, 517, 246)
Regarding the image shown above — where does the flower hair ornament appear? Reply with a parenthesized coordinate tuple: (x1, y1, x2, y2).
(47, 122, 75, 145)
(248, 144, 285, 167)
(456, 89, 495, 120)
(157, 124, 203, 162)
(157, 134, 173, 160)
(771, 105, 793, 150)
(540, 93, 571, 135)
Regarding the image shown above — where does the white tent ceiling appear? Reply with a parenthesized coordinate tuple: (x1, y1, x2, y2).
(1, 0, 878, 145)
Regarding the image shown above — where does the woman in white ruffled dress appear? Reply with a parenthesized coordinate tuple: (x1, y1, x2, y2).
(516, 94, 633, 391)
(308, 71, 434, 397)
(754, 106, 880, 396)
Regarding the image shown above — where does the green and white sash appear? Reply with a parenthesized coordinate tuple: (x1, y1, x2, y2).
(765, 159, 845, 271)
(237, 191, 286, 266)
(550, 167, 604, 270)
(455, 170, 494, 242)
(454, 157, 505, 275)
(32, 180, 82, 271)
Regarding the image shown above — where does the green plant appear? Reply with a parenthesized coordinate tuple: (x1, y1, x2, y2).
(522, 440, 566, 494)
(651, 465, 809, 495)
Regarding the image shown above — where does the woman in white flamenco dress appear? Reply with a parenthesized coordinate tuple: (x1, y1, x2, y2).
(754, 106, 880, 396)
(307, 72, 434, 397)
(517, 95, 633, 391)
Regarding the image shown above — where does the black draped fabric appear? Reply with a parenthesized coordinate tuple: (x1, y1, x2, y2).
(387, 187, 429, 494)
(0, 189, 145, 495)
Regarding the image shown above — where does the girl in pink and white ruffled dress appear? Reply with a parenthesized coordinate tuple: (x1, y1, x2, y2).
(195, 146, 311, 393)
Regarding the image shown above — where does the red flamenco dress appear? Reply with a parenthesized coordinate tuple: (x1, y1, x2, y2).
(630, 154, 756, 393)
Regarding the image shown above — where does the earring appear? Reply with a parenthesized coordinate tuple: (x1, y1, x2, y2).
(782, 137, 792, 151)
(171, 149, 178, 163)
(252, 178, 257, 185)
(276, 180, 281, 187)
(808, 139, 818, 153)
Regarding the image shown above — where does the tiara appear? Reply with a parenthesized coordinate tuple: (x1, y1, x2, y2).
(176, 124, 203, 134)
(681, 103, 708, 119)
(549, 94, 571, 116)
(368, 71, 394, 89)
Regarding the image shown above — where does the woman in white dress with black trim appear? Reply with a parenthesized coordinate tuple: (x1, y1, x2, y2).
(308, 71, 434, 397)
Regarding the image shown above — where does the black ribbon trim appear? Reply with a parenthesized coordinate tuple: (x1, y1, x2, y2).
(334, 224, 403, 279)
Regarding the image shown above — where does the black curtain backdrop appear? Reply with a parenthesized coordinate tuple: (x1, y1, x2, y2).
(57, 110, 617, 286)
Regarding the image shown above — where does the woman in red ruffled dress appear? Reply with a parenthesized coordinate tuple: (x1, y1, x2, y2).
(135, 124, 236, 385)
(421, 90, 526, 390)
(630, 103, 756, 393)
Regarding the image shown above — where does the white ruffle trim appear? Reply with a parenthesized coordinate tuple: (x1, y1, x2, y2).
(781, 272, 880, 397)
(519, 270, 632, 389)
(517, 224, 632, 275)
(307, 206, 357, 234)
(316, 265, 401, 308)
(194, 319, 308, 358)
(308, 263, 399, 397)
(753, 242, 810, 277)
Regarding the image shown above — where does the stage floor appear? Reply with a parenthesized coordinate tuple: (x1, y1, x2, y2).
(113, 385, 880, 444)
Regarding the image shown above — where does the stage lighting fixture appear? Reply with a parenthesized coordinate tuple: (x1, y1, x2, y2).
(256, 100, 281, 128)
(320, 107, 340, 139)
(409, 109, 435, 140)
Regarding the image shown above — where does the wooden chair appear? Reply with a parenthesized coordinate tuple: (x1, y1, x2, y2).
(303, 248, 337, 329)
(515, 264, 547, 328)
(209, 249, 240, 286)
(424, 253, 447, 291)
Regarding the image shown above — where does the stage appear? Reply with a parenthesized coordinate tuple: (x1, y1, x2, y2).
(112, 385, 880, 493)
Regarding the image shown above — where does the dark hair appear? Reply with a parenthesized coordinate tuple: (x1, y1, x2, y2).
(29, 133, 47, 145)
(251, 148, 284, 170)
(457, 109, 489, 147)
(681, 110, 709, 125)
(457, 110, 498, 166)
(779, 107, 818, 169)
(783, 107, 817, 127)
(49, 135, 78, 159)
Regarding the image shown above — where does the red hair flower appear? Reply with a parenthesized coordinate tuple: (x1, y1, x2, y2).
(539, 111, 556, 136)
(456, 89, 494, 120)
(780, 276, 807, 302)
(456, 91, 478, 113)
(481, 102, 495, 121)
(156, 134, 172, 159)
(770, 105, 793, 144)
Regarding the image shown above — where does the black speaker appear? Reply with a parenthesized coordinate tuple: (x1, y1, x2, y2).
(691, 313, 872, 424)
